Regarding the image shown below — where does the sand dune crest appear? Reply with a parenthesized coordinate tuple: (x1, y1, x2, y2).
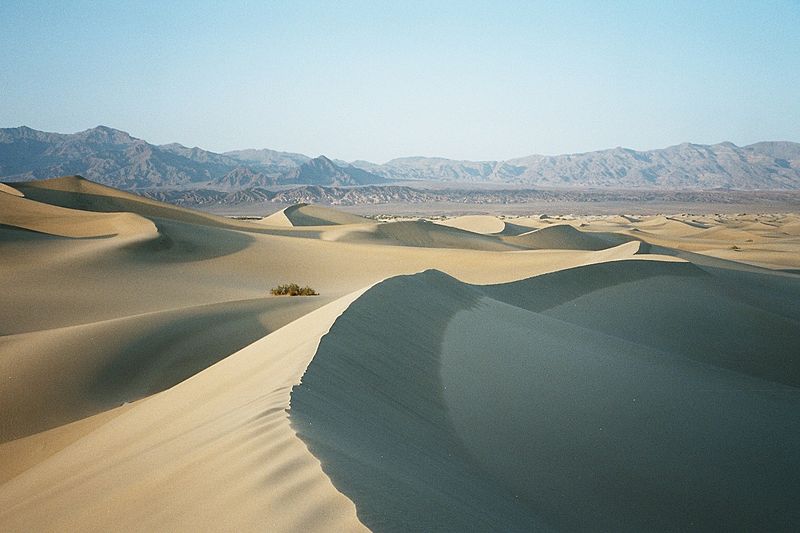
(293, 263, 800, 531)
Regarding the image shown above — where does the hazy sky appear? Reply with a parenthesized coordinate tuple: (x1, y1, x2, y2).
(2, 1, 799, 162)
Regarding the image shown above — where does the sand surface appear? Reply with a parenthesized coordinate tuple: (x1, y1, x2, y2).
(2, 176, 799, 531)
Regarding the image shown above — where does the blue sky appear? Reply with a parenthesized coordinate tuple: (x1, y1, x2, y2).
(1, 1, 798, 162)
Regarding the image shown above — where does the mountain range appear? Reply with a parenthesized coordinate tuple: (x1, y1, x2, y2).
(0, 126, 384, 189)
(2, 125, 799, 191)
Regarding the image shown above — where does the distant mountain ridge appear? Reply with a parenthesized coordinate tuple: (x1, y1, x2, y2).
(138, 184, 800, 209)
(0, 126, 386, 189)
(2, 125, 799, 190)
(356, 143, 800, 190)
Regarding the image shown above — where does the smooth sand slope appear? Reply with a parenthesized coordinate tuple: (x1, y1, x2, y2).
(436, 214, 507, 234)
(261, 203, 374, 227)
(435, 215, 533, 236)
(0, 190, 158, 239)
(0, 296, 332, 442)
(502, 223, 616, 250)
(0, 183, 24, 197)
(0, 292, 370, 532)
(293, 265, 800, 532)
(2, 176, 799, 531)
(321, 219, 524, 251)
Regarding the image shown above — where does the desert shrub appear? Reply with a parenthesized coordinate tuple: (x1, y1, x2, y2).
(270, 283, 319, 296)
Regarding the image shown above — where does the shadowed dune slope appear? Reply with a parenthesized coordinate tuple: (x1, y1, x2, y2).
(503, 223, 614, 250)
(484, 260, 800, 386)
(329, 220, 522, 251)
(291, 263, 800, 532)
(271, 203, 375, 227)
(291, 271, 549, 532)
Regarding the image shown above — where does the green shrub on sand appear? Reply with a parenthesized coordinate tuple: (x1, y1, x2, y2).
(270, 283, 319, 296)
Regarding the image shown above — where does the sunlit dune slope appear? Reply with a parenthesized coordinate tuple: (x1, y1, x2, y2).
(436, 214, 534, 235)
(262, 204, 374, 227)
(0, 190, 157, 239)
(12, 175, 263, 231)
(0, 291, 370, 532)
(0, 296, 331, 443)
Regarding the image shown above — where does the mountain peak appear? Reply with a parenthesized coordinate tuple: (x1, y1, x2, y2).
(76, 125, 137, 145)
(288, 155, 385, 186)
(301, 155, 341, 173)
(310, 154, 335, 165)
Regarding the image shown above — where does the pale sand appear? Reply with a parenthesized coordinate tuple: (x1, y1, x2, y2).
(436, 214, 507, 234)
(1, 176, 799, 531)
(0, 402, 137, 484)
(436, 214, 539, 237)
(0, 297, 336, 441)
(0, 183, 24, 197)
(0, 291, 370, 532)
(0, 190, 158, 239)
(260, 203, 374, 227)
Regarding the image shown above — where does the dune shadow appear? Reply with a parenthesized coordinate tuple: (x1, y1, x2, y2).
(0, 224, 65, 242)
(84, 302, 275, 429)
(10, 186, 256, 261)
(120, 217, 254, 263)
(292, 264, 800, 531)
(290, 271, 548, 532)
(443, 284, 800, 530)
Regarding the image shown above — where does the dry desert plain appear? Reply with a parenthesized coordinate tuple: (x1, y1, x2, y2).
(1, 176, 800, 531)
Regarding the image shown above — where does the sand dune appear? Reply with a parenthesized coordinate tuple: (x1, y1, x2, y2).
(293, 265, 800, 531)
(0, 291, 369, 532)
(0, 296, 333, 442)
(355, 220, 520, 250)
(780, 219, 800, 235)
(13, 176, 267, 232)
(0, 403, 136, 484)
(0, 191, 158, 239)
(693, 246, 800, 270)
(263, 203, 374, 227)
(636, 214, 672, 227)
(436, 215, 533, 236)
(435, 214, 506, 234)
(0, 183, 24, 197)
(550, 212, 800, 269)
(2, 177, 799, 531)
(691, 224, 766, 242)
(503, 223, 615, 250)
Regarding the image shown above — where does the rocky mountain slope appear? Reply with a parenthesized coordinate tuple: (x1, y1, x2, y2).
(0, 126, 384, 189)
(356, 142, 800, 189)
(140, 184, 800, 211)
(2, 126, 799, 190)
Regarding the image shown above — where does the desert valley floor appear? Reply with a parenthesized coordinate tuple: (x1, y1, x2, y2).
(1, 176, 800, 531)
